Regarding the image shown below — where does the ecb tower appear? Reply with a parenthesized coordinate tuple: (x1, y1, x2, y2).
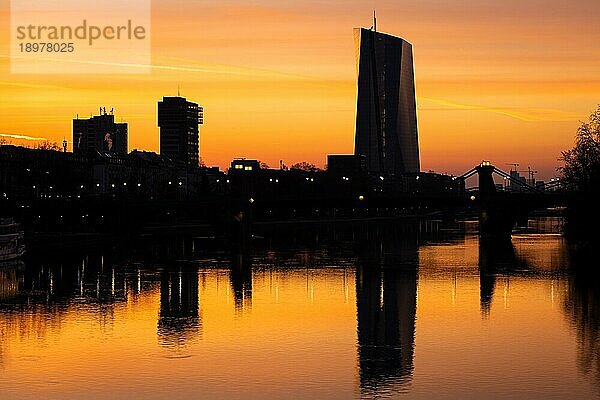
(354, 25, 420, 175)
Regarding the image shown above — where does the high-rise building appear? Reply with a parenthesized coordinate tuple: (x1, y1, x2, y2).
(73, 110, 128, 155)
(158, 96, 203, 166)
(354, 27, 420, 175)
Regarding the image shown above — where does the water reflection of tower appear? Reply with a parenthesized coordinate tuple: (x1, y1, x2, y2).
(355, 225, 418, 394)
(158, 266, 201, 347)
(478, 237, 521, 318)
(230, 252, 252, 312)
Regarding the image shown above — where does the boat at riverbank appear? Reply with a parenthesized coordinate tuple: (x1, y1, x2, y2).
(0, 218, 25, 261)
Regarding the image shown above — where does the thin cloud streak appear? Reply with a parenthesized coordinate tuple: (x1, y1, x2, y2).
(0, 133, 47, 141)
(1, 54, 311, 80)
(0, 81, 67, 90)
(419, 97, 582, 122)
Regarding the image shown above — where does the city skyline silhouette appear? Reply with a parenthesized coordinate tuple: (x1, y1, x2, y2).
(2, 3, 600, 399)
(2, 2, 598, 179)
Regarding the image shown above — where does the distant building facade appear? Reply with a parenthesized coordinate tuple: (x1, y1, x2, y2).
(230, 158, 260, 173)
(73, 111, 128, 155)
(509, 170, 527, 192)
(327, 154, 367, 176)
(158, 96, 203, 166)
(354, 27, 420, 175)
(0, 144, 222, 203)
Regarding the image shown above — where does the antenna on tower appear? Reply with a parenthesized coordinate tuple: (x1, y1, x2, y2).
(373, 10, 377, 32)
(177, 84, 180, 97)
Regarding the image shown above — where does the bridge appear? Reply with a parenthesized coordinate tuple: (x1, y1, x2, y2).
(458, 161, 566, 237)
(223, 161, 567, 242)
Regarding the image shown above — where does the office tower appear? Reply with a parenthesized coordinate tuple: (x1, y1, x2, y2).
(73, 110, 128, 155)
(354, 27, 420, 175)
(158, 96, 203, 166)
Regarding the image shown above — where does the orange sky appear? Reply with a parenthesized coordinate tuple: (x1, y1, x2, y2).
(1, 0, 599, 179)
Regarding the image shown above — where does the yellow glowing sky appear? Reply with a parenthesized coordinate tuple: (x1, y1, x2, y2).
(1, 0, 599, 179)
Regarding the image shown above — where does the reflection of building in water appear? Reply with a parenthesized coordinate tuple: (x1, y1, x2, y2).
(355, 226, 418, 394)
(158, 267, 201, 347)
(478, 236, 568, 318)
(84, 255, 128, 306)
(0, 263, 23, 366)
(230, 252, 252, 312)
(477, 237, 515, 317)
(0, 253, 128, 307)
(0, 262, 22, 301)
(563, 250, 600, 390)
(0, 252, 137, 356)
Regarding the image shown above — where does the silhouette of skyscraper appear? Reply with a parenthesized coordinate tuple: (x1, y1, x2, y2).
(158, 96, 203, 166)
(73, 112, 127, 155)
(354, 27, 420, 175)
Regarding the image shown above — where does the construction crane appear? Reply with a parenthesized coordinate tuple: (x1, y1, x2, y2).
(514, 166, 538, 185)
(526, 166, 538, 183)
(503, 164, 521, 190)
(506, 163, 519, 172)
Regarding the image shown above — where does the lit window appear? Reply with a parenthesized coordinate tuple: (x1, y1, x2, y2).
(244, 166, 253, 171)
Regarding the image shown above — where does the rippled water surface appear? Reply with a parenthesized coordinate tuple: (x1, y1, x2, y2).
(1, 224, 599, 399)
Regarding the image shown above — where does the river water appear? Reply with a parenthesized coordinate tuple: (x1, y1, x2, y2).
(1, 222, 598, 399)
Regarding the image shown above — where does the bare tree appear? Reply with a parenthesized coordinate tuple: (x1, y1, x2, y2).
(290, 161, 322, 173)
(560, 105, 600, 192)
(34, 140, 62, 151)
